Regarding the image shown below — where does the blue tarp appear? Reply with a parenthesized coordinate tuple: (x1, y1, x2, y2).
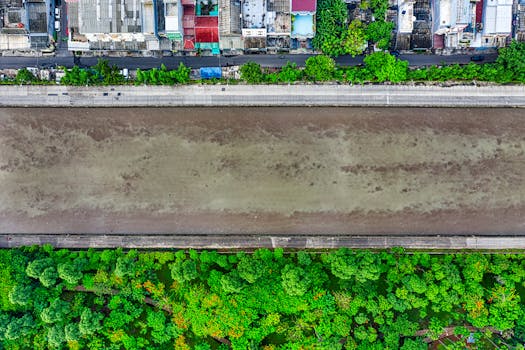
(200, 67, 222, 79)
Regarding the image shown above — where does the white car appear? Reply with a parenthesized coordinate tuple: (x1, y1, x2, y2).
(54, 20, 60, 32)
(55, 8, 60, 19)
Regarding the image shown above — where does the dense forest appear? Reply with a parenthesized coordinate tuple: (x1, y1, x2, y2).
(1, 246, 525, 349)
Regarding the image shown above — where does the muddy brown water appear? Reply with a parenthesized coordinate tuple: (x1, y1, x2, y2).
(0, 107, 524, 235)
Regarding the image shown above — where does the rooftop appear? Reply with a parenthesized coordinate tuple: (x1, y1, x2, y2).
(70, 0, 143, 35)
(243, 0, 266, 29)
(483, 0, 512, 34)
(291, 0, 316, 12)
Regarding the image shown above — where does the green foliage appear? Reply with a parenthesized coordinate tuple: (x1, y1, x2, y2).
(40, 299, 70, 324)
(220, 271, 244, 293)
(47, 324, 65, 348)
(26, 258, 53, 279)
(400, 338, 427, 350)
(93, 59, 126, 85)
(281, 265, 311, 296)
(9, 284, 32, 306)
(135, 63, 191, 85)
(237, 256, 263, 283)
(79, 308, 103, 335)
(277, 61, 303, 82)
(64, 323, 81, 342)
(171, 259, 198, 282)
(496, 41, 525, 82)
(313, 0, 350, 56)
(61, 66, 99, 85)
(240, 62, 264, 83)
(364, 52, 408, 82)
(369, 0, 389, 19)
(304, 55, 336, 81)
(115, 255, 135, 279)
(365, 21, 394, 49)
(15, 68, 38, 84)
(4, 313, 36, 340)
(2, 247, 525, 349)
(342, 20, 367, 57)
(57, 260, 83, 284)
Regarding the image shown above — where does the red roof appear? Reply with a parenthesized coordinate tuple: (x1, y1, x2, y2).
(291, 0, 316, 12)
(195, 27, 219, 42)
(195, 16, 219, 43)
(184, 38, 195, 49)
(195, 16, 218, 27)
(475, 0, 483, 24)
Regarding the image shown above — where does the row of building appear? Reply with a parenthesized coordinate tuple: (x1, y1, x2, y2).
(1, 0, 524, 53)
(396, 0, 525, 51)
(65, 0, 317, 53)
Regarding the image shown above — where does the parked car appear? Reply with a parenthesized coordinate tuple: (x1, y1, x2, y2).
(55, 8, 60, 19)
(470, 55, 485, 62)
(390, 50, 400, 58)
(54, 20, 61, 32)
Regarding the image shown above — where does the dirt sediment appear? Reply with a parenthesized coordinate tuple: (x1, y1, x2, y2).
(0, 107, 523, 235)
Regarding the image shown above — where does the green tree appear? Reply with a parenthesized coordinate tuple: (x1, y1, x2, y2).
(171, 259, 198, 282)
(170, 63, 191, 84)
(240, 62, 264, 83)
(496, 41, 525, 82)
(277, 61, 303, 82)
(281, 264, 310, 296)
(400, 338, 427, 350)
(115, 255, 135, 279)
(220, 271, 244, 293)
(47, 324, 65, 348)
(342, 20, 367, 57)
(57, 260, 83, 284)
(93, 59, 125, 85)
(4, 314, 36, 340)
(15, 68, 38, 84)
(40, 266, 58, 287)
(26, 258, 54, 279)
(365, 21, 393, 49)
(364, 52, 408, 82)
(304, 55, 336, 81)
(313, 0, 349, 56)
(369, 0, 389, 19)
(64, 323, 81, 342)
(79, 308, 103, 335)
(237, 256, 263, 283)
(8, 284, 32, 306)
(40, 299, 70, 324)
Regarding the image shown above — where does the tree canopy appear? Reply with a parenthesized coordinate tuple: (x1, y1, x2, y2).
(1, 246, 525, 349)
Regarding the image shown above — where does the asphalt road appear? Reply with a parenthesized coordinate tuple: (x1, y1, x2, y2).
(0, 53, 498, 70)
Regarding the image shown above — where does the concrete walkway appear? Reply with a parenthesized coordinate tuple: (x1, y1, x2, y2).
(1, 84, 525, 107)
(2, 234, 525, 250)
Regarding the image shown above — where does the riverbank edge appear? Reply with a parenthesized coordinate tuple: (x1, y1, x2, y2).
(2, 234, 525, 250)
(1, 84, 525, 107)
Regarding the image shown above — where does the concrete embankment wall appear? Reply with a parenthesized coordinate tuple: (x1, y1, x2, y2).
(3, 235, 525, 250)
(1, 84, 525, 107)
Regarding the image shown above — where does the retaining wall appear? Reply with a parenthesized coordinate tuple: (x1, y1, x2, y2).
(1, 84, 525, 107)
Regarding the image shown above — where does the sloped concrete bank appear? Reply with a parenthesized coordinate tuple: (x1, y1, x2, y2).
(1, 84, 525, 107)
(2, 234, 525, 250)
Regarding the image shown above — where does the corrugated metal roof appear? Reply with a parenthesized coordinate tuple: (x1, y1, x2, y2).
(484, 0, 512, 34)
